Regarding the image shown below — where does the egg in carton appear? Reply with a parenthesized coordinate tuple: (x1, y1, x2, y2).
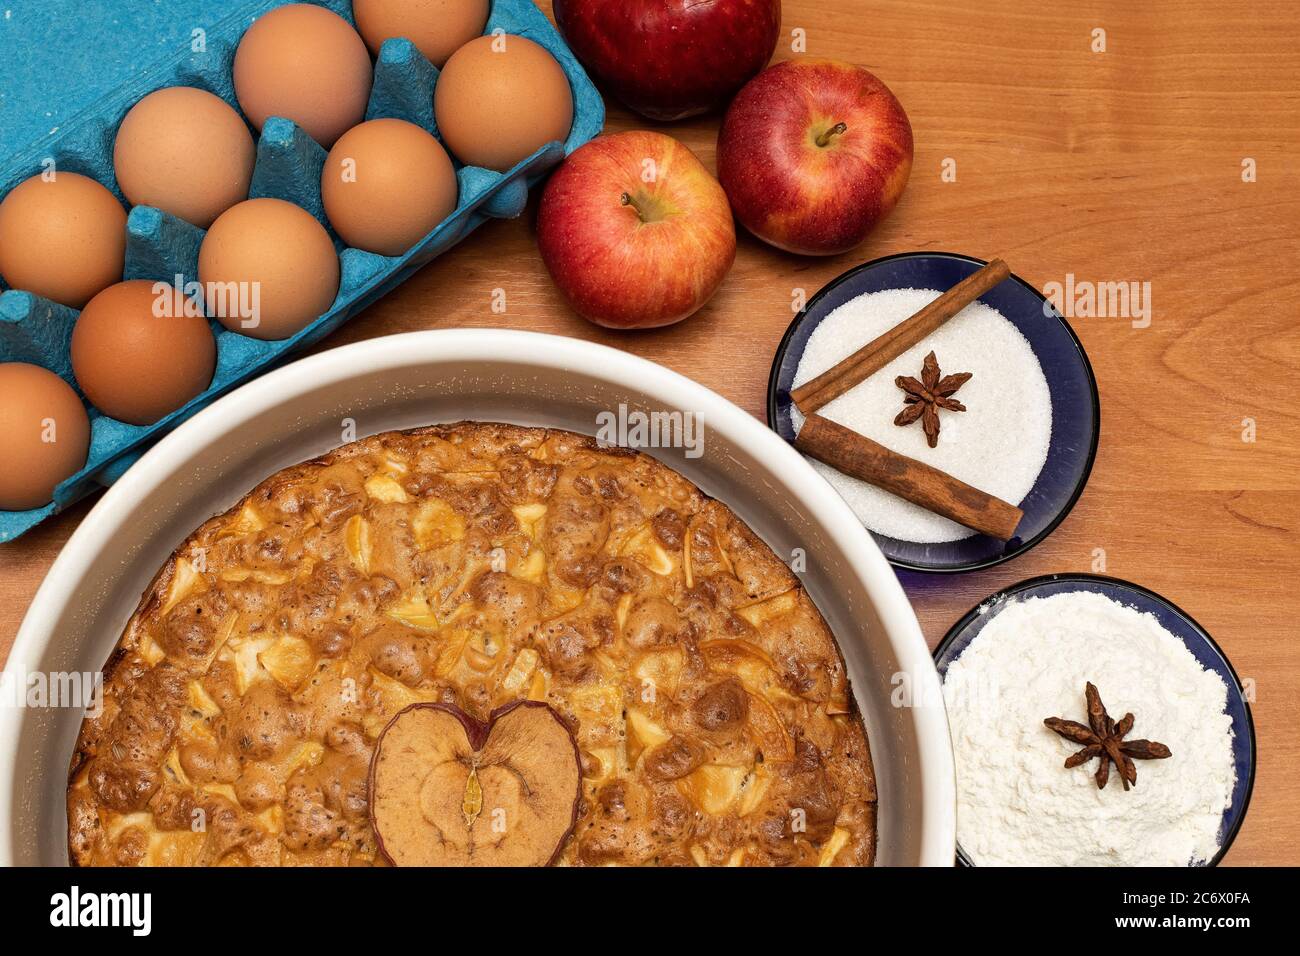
(0, 0, 604, 542)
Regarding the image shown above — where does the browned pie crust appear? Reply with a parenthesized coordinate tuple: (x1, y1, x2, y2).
(67, 422, 876, 866)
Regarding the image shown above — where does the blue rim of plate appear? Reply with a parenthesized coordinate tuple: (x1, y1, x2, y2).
(766, 251, 1100, 573)
(933, 573, 1257, 867)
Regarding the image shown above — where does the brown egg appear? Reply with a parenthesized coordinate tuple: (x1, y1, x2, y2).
(233, 3, 373, 147)
(71, 280, 216, 426)
(0, 363, 91, 510)
(353, 0, 489, 68)
(199, 198, 340, 341)
(113, 86, 256, 228)
(434, 34, 573, 172)
(0, 172, 125, 308)
(322, 119, 458, 256)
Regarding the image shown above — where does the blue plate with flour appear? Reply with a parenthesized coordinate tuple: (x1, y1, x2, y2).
(766, 251, 1099, 573)
(934, 573, 1256, 867)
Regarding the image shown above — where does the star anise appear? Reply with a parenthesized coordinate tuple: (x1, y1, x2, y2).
(1043, 682, 1172, 791)
(894, 351, 971, 448)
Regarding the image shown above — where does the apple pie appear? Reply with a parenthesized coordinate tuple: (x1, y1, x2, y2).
(67, 422, 876, 866)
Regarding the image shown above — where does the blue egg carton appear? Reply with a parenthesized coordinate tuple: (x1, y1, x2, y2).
(0, 0, 604, 542)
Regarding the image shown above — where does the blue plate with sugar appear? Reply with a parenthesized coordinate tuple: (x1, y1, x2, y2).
(766, 251, 1099, 573)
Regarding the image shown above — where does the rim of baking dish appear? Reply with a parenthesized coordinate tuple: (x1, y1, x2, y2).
(766, 250, 1101, 574)
(933, 572, 1257, 868)
(0, 328, 956, 866)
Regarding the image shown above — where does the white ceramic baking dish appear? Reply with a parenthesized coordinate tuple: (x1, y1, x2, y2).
(0, 329, 955, 866)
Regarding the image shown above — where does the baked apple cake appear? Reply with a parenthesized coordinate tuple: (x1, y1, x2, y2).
(67, 423, 876, 866)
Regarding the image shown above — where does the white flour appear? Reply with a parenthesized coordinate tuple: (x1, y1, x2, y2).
(791, 288, 1052, 543)
(942, 591, 1236, 866)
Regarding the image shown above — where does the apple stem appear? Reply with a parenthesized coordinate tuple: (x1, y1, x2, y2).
(620, 192, 642, 220)
(816, 122, 848, 148)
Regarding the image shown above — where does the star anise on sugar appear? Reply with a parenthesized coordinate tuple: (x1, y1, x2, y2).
(894, 351, 972, 448)
(1043, 682, 1172, 791)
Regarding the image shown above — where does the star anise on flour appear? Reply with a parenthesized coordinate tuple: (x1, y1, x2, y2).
(894, 351, 972, 448)
(1043, 682, 1172, 791)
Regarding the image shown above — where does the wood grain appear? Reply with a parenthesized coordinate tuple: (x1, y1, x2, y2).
(2, 0, 1297, 865)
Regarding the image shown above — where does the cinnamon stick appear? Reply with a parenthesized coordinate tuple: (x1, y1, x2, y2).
(791, 258, 1011, 414)
(795, 413, 1023, 540)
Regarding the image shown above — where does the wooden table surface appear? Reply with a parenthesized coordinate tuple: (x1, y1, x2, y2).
(3, 0, 1298, 865)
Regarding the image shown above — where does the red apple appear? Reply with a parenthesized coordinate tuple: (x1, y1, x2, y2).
(553, 0, 781, 121)
(537, 130, 736, 329)
(717, 58, 913, 256)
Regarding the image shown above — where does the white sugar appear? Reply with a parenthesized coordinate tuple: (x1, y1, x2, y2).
(791, 288, 1052, 542)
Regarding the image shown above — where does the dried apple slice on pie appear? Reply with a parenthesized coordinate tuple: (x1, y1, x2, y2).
(370, 701, 581, 867)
